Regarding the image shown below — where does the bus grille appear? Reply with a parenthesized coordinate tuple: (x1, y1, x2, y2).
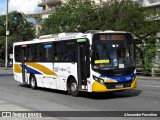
(105, 81, 132, 89)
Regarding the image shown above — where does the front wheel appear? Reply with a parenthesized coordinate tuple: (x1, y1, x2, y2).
(69, 79, 79, 97)
(30, 75, 37, 90)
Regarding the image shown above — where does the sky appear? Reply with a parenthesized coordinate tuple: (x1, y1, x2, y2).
(0, 0, 41, 22)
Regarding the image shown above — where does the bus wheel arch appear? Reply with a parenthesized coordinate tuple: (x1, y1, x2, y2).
(29, 73, 37, 90)
(67, 76, 79, 97)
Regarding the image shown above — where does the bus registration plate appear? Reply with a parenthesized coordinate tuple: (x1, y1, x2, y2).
(116, 84, 123, 88)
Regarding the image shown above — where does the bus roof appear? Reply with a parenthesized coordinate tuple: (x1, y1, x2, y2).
(13, 30, 132, 46)
(13, 32, 85, 46)
(84, 30, 130, 34)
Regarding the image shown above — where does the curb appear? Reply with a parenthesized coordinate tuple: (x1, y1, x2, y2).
(0, 67, 13, 70)
(137, 76, 160, 80)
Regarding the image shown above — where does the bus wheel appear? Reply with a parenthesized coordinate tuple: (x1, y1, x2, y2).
(69, 79, 79, 97)
(30, 75, 37, 90)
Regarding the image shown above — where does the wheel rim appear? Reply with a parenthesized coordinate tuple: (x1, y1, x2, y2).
(31, 78, 35, 87)
(71, 82, 77, 92)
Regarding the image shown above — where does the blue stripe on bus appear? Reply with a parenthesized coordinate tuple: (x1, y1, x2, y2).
(20, 64, 42, 75)
(100, 73, 135, 83)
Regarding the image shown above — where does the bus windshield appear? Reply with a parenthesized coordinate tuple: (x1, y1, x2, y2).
(92, 35, 135, 70)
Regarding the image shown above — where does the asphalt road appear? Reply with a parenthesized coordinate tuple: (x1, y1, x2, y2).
(0, 68, 160, 120)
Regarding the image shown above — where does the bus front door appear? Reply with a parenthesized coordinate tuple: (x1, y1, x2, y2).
(77, 39, 90, 90)
(21, 45, 27, 83)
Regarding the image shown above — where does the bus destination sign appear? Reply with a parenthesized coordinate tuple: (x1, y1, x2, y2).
(100, 34, 125, 41)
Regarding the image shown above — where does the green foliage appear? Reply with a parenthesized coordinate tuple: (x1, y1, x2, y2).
(0, 36, 5, 59)
(142, 36, 157, 75)
(8, 11, 35, 41)
(41, 0, 150, 34)
(41, 0, 97, 34)
(40, 0, 160, 73)
(0, 58, 4, 67)
(95, 0, 145, 32)
(0, 11, 36, 61)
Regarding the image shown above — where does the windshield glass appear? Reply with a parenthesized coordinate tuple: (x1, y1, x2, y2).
(92, 42, 135, 69)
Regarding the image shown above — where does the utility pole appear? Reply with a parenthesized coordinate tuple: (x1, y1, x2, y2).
(5, 0, 9, 68)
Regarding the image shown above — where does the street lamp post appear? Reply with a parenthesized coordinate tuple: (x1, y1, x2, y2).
(5, 0, 9, 68)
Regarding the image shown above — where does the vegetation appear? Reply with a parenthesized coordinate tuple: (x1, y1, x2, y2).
(0, 11, 35, 64)
(0, 0, 159, 76)
(40, 0, 160, 75)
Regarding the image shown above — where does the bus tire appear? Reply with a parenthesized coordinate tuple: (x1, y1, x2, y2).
(30, 74, 37, 90)
(69, 79, 79, 97)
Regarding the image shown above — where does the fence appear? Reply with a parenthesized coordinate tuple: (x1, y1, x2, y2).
(136, 68, 160, 77)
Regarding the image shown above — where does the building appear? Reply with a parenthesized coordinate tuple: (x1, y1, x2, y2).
(38, 0, 62, 19)
(37, 0, 110, 18)
(134, 0, 160, 67)
(137, 0, 160, 15)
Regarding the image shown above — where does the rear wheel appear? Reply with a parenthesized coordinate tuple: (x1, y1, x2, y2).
(30, 75, 37, 90)
(69, 79, 79, 97)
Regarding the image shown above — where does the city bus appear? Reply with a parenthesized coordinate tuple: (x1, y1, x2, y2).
(13, 30, 136, 96)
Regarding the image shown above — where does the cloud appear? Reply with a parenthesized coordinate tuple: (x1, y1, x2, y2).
(9, 0, 41, 14)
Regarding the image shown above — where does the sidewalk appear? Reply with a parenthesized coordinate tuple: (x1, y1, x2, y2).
(137, 75, 160, 80)
(0, 67, 13, 71)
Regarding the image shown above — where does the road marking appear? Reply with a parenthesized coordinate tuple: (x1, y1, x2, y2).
(140, 85, 160, 88)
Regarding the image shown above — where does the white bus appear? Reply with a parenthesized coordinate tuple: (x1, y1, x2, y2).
(13, 30, 136, 96)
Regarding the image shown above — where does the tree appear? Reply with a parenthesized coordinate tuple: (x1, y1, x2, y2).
(0, 11, 36, 62)
(40, 0, 160, 73)
(96, 0, 160, 74)
(40, 0, 97, 34)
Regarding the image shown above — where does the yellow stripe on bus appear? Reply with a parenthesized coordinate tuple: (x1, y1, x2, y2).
(13, 64, 22, 73)
(26, 62, 57, 76)
(92, 81, 107, 92)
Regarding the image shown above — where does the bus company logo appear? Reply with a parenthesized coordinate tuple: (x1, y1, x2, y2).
(1, 112, 42, 118)
(110, 78, 118, 81)
(59, 68, 67, 72)
(126, 77, 131, 80)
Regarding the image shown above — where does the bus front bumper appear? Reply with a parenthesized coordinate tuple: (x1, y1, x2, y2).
(92, 78, 137, 92)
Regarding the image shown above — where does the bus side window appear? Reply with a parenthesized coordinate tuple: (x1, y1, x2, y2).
(28, 49, 33, 61)
(14, 46, 21, 62)
(64, 41, 77, 62)
(25, 44, 35, 61)
(65, 51, 76, 62)
(44, 44, 52, 62)
(35, 44, 42, 61)
(53, 42, 64, 62)
(54, 52, 63, 61)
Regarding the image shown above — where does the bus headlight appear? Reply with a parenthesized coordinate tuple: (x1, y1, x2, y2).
(99, 79, 105, 84)
(93, 75, 105, 85)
